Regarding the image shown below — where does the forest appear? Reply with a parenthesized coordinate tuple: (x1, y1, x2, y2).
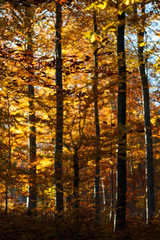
(0, 0, 160, 239)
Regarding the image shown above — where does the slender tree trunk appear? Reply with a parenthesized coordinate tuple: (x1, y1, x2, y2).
(110, 102, 115, 221)
(114, 11, 127, 231)
(137, 4, 155, 222)
(110, 164, 114, 220)
(55, 0, 64, 216)
(5, 185, 8, 215)
(93, 10, 101, 223)
(5, 93, 11, 215)
(28, 84, 37, 215)
(73, 149, 79, 222)
(25, 6, 37, 215)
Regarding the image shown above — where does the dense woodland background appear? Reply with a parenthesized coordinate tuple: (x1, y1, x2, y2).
(0, 0, 160, 239)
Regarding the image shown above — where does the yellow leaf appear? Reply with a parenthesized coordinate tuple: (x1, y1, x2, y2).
(95, 34, 102, 42)
(123, 0, 135, 5)
(85, 1, 107, 10)
(85, 2, 96, 11)
(90, 34, 96, 43)
(139, 42, 147, 47)
(97, 2, 107, 10)
(103, 22, 115, 31)
(90, 33, 102, 43)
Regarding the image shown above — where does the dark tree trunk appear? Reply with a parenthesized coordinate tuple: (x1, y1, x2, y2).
(93, 10, 101, 223)
(110, 103, 115, 221)
(28, 84, 37, 215)
(55, 0, 64, 216)
(5, 185, 8, 215)
(5, 96, 11, 215)
(110, 164, 114, 221)
(25, 6, 37, 215)
(73, 149, 79, 221)
(137, 4, 155, 222)
(114, 11, 127, 231)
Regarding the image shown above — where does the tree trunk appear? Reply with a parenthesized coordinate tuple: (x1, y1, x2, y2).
(5, 185, 8, 215)
(110, 164, 114, 221)
(73, 149, 79, 221)
(5, 94, 11, 215)
(55, 0, 64, 216)
(25, 6, 37, 215)
(114, 11, 127, 231)
(110, 102, 115, 221)
(28, 84, 37, 215)
(93, 10, 101, 224)
(137, 4, 155, 222)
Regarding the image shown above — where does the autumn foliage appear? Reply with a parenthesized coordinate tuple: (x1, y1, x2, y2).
(0, 0, 160, 239)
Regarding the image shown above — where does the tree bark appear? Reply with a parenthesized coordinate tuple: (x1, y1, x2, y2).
(137, 3, 155, 222)
(5, 94, 11, 215)
(25, 6, 37, 215)
(114, 11, 127, 231)
(28, 84, 37, 215)
(110, 103, 115, 221)
(55, 0, 64, 216)
(93, 10, 101, 224)
(73, 149, 79, 223)
(110, 164, 114, 221)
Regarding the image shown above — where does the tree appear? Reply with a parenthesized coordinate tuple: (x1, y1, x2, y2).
(25, 5, 37, 215)
(93, 9, 101, 223)
(135, 2, 155, 222)
(55, 0, 64, 216)
(114, 10, 127, 231)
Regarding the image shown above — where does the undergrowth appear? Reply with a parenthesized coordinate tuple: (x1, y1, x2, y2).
(0, 210, 160, 240)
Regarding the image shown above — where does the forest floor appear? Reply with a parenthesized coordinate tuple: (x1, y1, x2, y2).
(0, 212, 160, 240)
